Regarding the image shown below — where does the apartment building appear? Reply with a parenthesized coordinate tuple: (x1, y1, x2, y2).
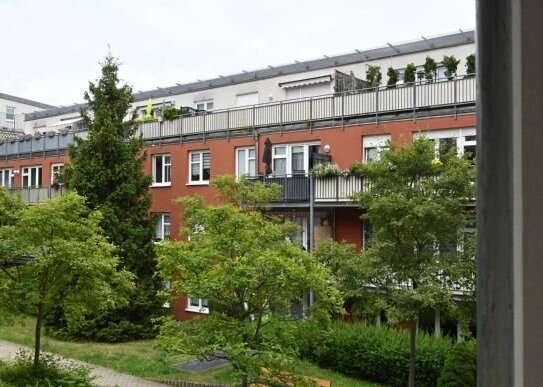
(0, 30, 476, 321)
(0, 93, 54, 134)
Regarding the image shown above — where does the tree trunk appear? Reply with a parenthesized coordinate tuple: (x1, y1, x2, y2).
(34, 302, 44, 367)
(408, 318, 417, 387)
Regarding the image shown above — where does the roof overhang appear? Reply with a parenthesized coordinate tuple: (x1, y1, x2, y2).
(278, 75, 332, 89)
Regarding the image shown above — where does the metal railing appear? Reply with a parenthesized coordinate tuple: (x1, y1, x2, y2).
(8, 185, 67, 204)
(0, 75, 476, 158)
(0, 112, 25, 131)
(250, 174, 310, 202)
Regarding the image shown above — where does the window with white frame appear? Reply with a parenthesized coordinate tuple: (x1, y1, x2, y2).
(195, 100, 214, 111)
(236, 147, 256, 178)
(189, 151, 211, 183)
(414, 128, 476, 158)
(187, 297, 209, 314)
(271, 143, 320, 176)
(152, 154, 171, 185)
(5, 107, 15, 122)
(51, 163, 64, 185)
(154, 213, 171, 241)
(22, 166, 42, 188)
(0, 168, 13, 188)
(363, 135, 390, 162)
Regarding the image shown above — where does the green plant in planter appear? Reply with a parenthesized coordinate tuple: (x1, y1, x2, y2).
(386, 67, 398, 88)
(144, 98, 154, 121)
(424, 56, 437, 82)
(466, 54, 476, 76)
(163, 106, 181, 120)
(442, 55, 461, 80)
(404, 63, 416, 84)
(310, 162, 343, 178)
(365, 66, 382, 89)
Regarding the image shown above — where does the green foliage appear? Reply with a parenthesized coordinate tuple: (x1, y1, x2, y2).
(365, 66, 382, 88)
(423, 56, 437, 82)
(386, 67, 399, 88)
(442, 56, 461, 80)
(438, 340, 477, 387)
(300, 322, 451, 387)
(157, 192, 343, 385)
(60, 55, 164, 341)
(404, 63, 417, 84)
(310, 162, 343, 178)
(466, 54, 476, 76)
(348, 161, 364, 176)
(211, 175, 282, 209)
(0, 351, 93, 387)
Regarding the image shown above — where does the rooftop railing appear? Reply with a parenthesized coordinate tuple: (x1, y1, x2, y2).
(1, 76, 475, 158)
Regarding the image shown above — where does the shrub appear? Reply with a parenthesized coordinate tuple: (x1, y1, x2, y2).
(0, 351, 93, 387)
(438, 340, 477, 387)
(404, 63, 417, 84)
(300, 322, 451, 387)
(348, 161, 364, 176)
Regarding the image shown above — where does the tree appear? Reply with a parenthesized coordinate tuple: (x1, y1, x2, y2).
(0, 193, 133, 366)
(442, 56, 461, 80)
(404, 63, 417, 84)
(157, 178, 343, 387)
(54, 56, 164, 341)
(366, 65, 382, 88)
(350, 138, 475, 387)
(423, 56, 437, 82)
(386, 67, 399, 88)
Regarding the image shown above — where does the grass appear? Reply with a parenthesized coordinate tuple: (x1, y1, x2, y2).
(0, 317, 380, 386)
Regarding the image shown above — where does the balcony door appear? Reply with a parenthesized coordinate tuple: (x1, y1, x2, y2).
(273, 143, 320, 176)
(22, 166, 42, 188)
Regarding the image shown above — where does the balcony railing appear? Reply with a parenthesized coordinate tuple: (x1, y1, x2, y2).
(8, 186, 66, 204)
(0, 112, 24, 131)
(0, 76, 476, 159)
(250, 174, 310, 203)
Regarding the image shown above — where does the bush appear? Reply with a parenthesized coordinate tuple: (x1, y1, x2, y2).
(438, 340, 477, 387)
(300, 322, 452, 387)
(0, 351, 93, 387)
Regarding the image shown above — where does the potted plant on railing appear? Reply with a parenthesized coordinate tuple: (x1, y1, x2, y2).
(386, 67, 398, 88)
(365, 65, 382, 89)
(310, 162, 343, 178)
(442, 55, 461, 80)
(423, 56, 437, 83)
(465, 54, 476, 77)
(404, 63, 416, 85)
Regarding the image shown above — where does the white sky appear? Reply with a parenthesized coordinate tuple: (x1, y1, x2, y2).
(1, 0, 475, 106)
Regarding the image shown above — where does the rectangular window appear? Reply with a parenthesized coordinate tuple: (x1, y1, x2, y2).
(51, 163, 64, 185)
(0, 169, 13, 188)
(154, 213, 171, 241)
(415, 129, 476, 159)
(363, 135, 390, 162)
(236, 147, 256, 178)
(195, 100, 214, 111)
(22, 166, 42, 188)
(5, 107, 15, 122)
(272, 146, 287, 175)
(152, 154, 171, 185)
(186, 297, 209, 314)
(271, 143, 319, 176)
(189, 151, 211, 184)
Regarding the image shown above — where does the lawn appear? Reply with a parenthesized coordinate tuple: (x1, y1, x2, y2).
(0, 317, 379, 386)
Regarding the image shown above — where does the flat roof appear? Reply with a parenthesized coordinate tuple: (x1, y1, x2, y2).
(0, 92, 55, 110)
(25, 29, 474, 121)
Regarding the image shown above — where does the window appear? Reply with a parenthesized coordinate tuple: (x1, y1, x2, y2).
(236, 147, 256, 178)
(363, 135, 390, 162)
(463, 135, 477, 161)
(195, 100, 214, 111)
(154, 213, 171, 241)
(189, 151, 211, 184)
(271, 143, 320, 176)
(22, 166, 42, 188)
(5, 107, 15, 122)
(51, 163, 64, 185)
(152, 154, 171, 186)
(0, 169, 13, 188)
(415, 128, 476, 159)
(186, 297, 209, 314)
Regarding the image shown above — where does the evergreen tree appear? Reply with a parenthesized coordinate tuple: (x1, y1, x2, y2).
(49, 56, 164, 341)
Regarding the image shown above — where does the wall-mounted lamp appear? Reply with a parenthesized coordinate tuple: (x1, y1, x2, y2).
(323, 144, 331, 153)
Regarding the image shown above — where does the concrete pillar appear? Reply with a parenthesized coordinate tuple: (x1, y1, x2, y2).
(375, 313, 381, 326)
(457, 323, 463, 342)
(434, 309, 441, 337)
(478, 0, 543, 385)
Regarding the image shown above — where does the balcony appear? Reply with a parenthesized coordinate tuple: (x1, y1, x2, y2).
(250, 174, 366, 206)
(8, 186, 66, 204)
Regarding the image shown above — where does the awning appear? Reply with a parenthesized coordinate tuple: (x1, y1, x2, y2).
(46, 117, 82, 130)
(278, 75, 332, 89)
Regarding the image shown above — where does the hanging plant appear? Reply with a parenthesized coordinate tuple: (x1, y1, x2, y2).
(404, 63, 416, 84)
(365, 66, 382, 89)
(442, 55, 461, 80)
(423, 56, 437, 82)
(386, 67, 398, 88)
(466, 54, 476, 76)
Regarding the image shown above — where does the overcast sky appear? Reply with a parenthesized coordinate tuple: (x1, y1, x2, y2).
(1, 0, 475, 107)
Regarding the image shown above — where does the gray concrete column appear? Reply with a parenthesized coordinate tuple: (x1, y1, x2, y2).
(478, 0, 543, 385)
(434, 309, 441, 337)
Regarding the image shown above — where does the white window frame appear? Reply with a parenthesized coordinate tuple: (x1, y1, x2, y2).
(363, 135, 391, 162)
(152, 154, 171, 186)
(271, 142, 320, 176)
(235, 147, 256, 178)
(22, 166, 42, 188)
(5, 106, 15, 122)
(51, 163, 64, 185)
(0, 168, 13, 188)
(414, 128, 476, 157)
(154, 213, 171, 242)
(188, 151, 211, 185)
(186, 297, 209, 314)
(195, 100, 214, 111)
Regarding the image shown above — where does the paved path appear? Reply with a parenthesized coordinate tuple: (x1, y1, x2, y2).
(0, 339, 168, 387)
